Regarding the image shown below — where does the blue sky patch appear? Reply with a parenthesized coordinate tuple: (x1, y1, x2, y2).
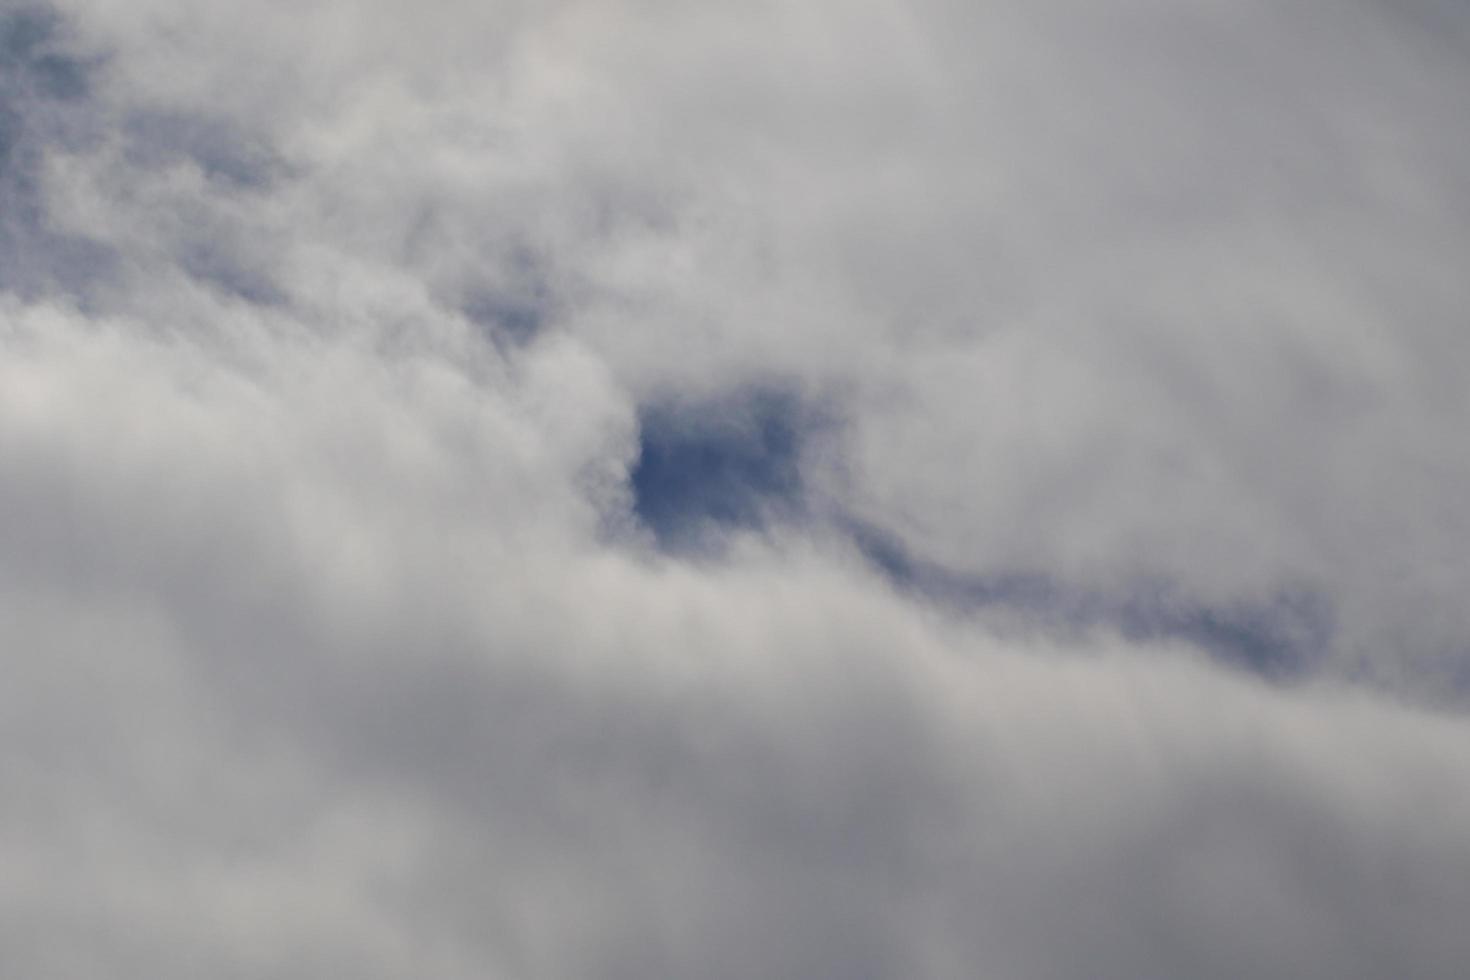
(631, 388, 812, 550)
(849, 520, 1332, 678)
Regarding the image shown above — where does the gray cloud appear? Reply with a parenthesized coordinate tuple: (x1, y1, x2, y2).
(4, 0, 1470, 976)
(0, 4, 112, 296)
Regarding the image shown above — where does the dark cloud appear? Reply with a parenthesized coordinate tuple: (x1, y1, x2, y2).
(121, 109, 284, 190)
(456, 243, 556, 347)
(0, 3, 111, 296)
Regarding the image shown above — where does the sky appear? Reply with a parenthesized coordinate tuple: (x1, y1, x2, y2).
(2, 0, 1470, 976)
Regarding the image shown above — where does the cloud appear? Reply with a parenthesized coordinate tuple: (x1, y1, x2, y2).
(0, 4, 112, 296)
(3, 0, 1470, 976)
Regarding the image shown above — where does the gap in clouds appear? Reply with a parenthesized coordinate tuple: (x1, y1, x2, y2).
(849, 520, 1333, 679)
(631, 386, 823, 552)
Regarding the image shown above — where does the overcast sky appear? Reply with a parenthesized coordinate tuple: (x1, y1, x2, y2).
(3, 1, 1470, 976)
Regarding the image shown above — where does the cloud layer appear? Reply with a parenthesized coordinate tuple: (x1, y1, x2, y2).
(4, 1, 1470, 976)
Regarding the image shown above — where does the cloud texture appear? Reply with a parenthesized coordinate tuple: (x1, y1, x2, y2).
(3, 0, 1470, 976)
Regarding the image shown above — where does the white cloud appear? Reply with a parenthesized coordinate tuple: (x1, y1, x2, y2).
(4, 0, 1470, 975)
